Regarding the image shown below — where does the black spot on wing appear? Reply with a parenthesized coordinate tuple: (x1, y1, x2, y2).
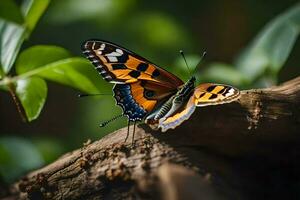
(117, 53, 129, 63)
(209, 94, 218, 99)
(222, 87, 231, 95)
(206, 85, 216, 92)
(199, 93, 206, 98)
(102, 45, 115, 54)
(218, 87, 226, 94)
(152, 69, 160, 78)
(144, 90, 155, 99)
(129, 70, 141, 78)
(137, 63, 148, 72)
(112, 64, 127, 70)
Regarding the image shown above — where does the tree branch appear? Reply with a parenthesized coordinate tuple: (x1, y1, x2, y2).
(4, 77, 300, 200)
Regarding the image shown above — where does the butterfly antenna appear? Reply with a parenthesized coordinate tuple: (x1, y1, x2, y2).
(99, 114, 124, 127)
(180, 50, 192, 76)
(78, 93, 111, 98)
(192, 51, 207, 75)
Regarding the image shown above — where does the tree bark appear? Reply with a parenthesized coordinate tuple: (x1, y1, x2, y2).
(3, 77, 300, 200)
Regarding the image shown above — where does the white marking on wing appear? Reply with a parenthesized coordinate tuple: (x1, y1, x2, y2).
(100, 44, 105, 50)
(116, 49, 123, 54)
(106, 51, 122, 57)
(107, 56, 118, 62)
(92, 60, 100, 63)
(225, 88, 235, 97)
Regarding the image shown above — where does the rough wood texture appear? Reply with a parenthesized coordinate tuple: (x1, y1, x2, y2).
(3, 77, 300, 200)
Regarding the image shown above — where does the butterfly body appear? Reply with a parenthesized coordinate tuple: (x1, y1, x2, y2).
(82, 40, 240, 133)
(146, 76, 195, 123)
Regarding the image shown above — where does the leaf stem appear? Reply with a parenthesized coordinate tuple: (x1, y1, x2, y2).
(7, 82, 27, 122)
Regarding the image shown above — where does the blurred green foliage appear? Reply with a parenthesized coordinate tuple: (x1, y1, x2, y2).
(0, 0, 299, 183)
(0, 0, 50, 74)
(0, 0, 24, 25)
(236, 4, 300, 85)
(0, 137, 44, 182)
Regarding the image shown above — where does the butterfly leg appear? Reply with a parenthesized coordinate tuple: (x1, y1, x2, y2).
(124, 120, 130, 143)
(132, 121, 137, 146)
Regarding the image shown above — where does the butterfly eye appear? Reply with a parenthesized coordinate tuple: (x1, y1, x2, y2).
(144, 90, 155, 98)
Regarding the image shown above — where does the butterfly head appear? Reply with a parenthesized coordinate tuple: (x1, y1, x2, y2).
(186, 76, 196, 87)
(174, 76, 196, 104)
(190, 76, 196, 82)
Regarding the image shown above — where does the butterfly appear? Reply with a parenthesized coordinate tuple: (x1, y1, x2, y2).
(81, 40, 240, 143)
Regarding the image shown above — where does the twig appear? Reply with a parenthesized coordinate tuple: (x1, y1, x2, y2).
(7, 82, 27, 122)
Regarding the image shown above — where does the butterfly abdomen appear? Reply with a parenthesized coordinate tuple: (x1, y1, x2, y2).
(152, 96, 174, 120)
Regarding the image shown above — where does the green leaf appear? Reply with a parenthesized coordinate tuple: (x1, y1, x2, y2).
(0, 0, 24, 24)
(22, 0, 50, 32)
(16, 45, 102, 93)
(15, 77, 47, 121)
(0, 136, 43, 183)
(0, 0, 50, 74)
(236, 3, 300, 82)
(34, 58, 100, 93)
(16, 45, 71, 74)
(200, 63, 247, 87)
(0, 20, 26, 74)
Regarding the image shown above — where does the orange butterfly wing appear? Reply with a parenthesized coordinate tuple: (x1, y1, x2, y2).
(193, 83, 240, 106)
(82, 40, 183, 121)
(82, 40, 183, 87)
(157, 83, 240, 132)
